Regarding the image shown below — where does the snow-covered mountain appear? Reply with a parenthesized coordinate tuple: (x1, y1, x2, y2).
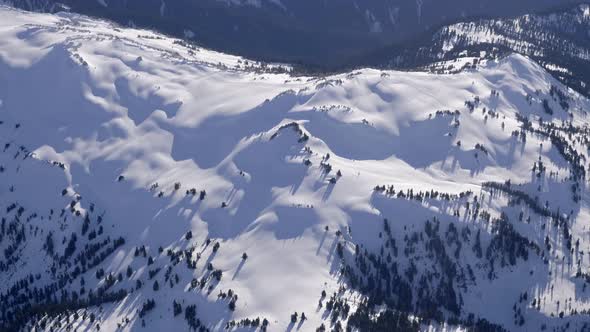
(365, 4, 590, 99)
(1, 0, 585, 65)
(2, 5, 590, 332)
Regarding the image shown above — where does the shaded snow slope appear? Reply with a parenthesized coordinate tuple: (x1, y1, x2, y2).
(2, 0, 583, 66)
(1, 6, 590, 332)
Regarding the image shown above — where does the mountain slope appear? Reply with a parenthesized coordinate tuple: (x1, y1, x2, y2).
(2, 0, 585, 65)
(1, 6, 590, 332)
(364, 4, 590, 97)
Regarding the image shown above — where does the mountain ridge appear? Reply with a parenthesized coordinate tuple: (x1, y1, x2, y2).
(1, 0, 586, 65)
(1, 5, 590, 332)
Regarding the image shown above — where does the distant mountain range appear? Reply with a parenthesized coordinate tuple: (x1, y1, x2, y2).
(357, 4, 590, 97)
(2, 0, 585, 65)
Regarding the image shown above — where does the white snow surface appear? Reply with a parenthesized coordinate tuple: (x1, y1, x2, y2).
(1, 5, 590, 332)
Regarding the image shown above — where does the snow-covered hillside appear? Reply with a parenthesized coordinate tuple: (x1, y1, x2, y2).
(2, 0, 583, 66)
(1, 5, 590, 332)
(369, 4, 590, 100)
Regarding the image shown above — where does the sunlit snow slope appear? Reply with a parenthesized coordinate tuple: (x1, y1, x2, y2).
(1, 6, 590, 332)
